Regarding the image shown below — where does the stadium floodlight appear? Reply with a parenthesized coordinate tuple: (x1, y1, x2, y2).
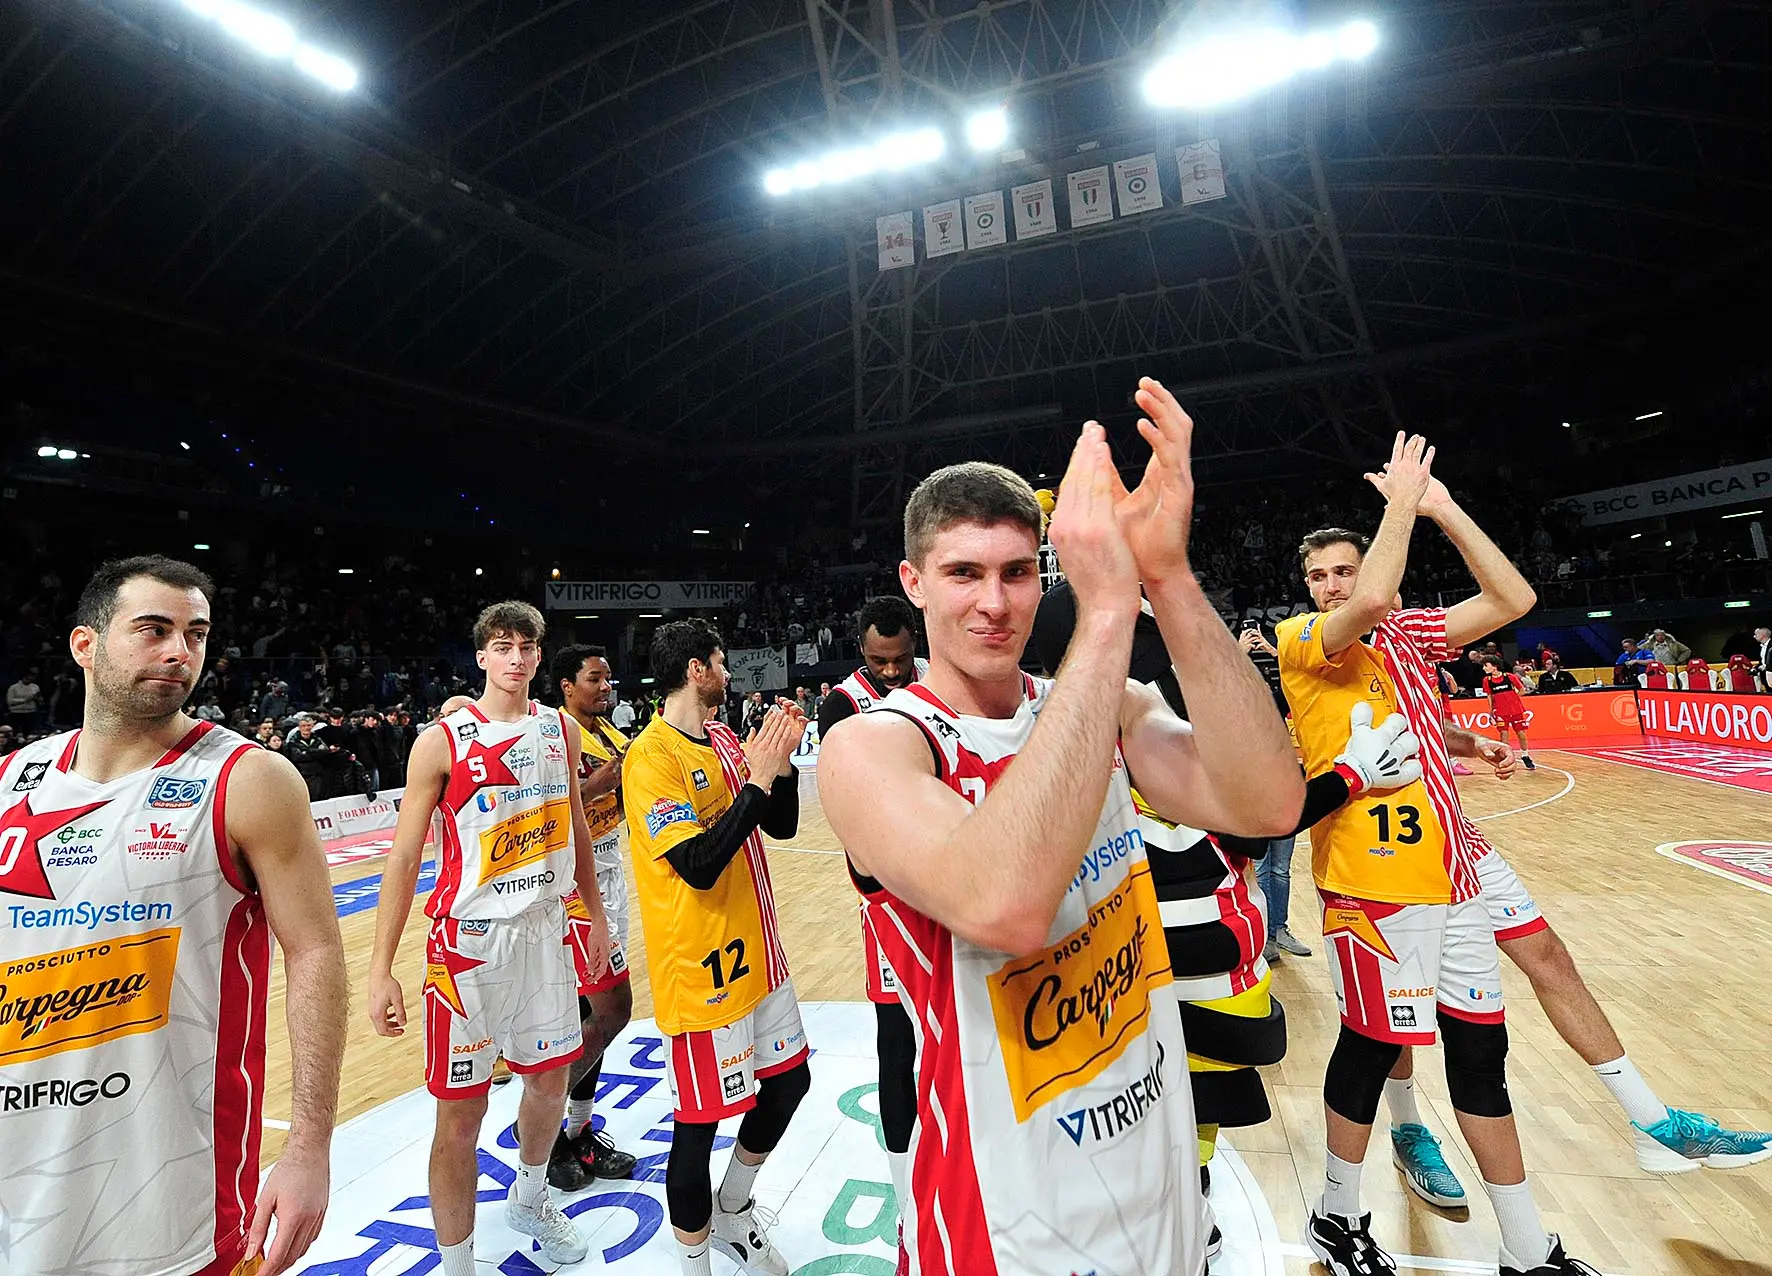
(1635, 410, 1664, 420)
(193, 543, 211, 550)
(36, 445, 56, 457)
(1143, 18, 1379, 110)
(338, 567, 354, 575)
(293, 44, 359, 92)
(180, 440, 192, 449)
(763, 126, 945, 196)
(214, 2, 297, 57)
(57, 448, 78, 460)
(965, 107, 1010, 153)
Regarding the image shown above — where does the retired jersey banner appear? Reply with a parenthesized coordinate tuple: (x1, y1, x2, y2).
(964, 190, 1007, 249)
(875, 210, 914, 270)
(923, 198, 964, 257)
(1067, 165, 1113, 228)
(1012, 178, 1057, 239)
(1178, 139, 1227, 204)
(1563, 457, 1772, 525)
(544, 581, 752, 610)
(727, 646, 789, 693)
(1638, 690, 1772, 752)
(1113, 153, 1163, 215)
(1443, 690, 1643, 749)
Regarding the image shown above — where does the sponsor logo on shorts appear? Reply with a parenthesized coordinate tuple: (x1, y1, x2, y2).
(536, 1032, 579, 1052)
(1, 1070, 131, 1113)
(459, 920, 490, 935)
(988, 861, 1168, 1123)
(1387, 987, 1433, 999)
(645, 799, 697, 838)
(127, 821, 191, 860)
(1055, 1039, 1168, 1146)
(6, 898, 174, 931)
(722, 1071, 747, 1101)
(453, 1038, 495, 1055)
(772, 1031, 805, 1054)
(12, 762, 48, 792)
(1390, 1005, 1418, 1029)
(1467, 987, 1501, 1002)
(478, 799, 569, 884)
(691, 769, 709, 791)
(720, 1046, 755, 1070)
(0, 927, 180, 1064)
(146, 776, 207, 810)
(449, 1059, 474, 1084)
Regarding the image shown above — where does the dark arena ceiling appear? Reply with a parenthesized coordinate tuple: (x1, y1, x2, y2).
(2, 1, 1769, 525)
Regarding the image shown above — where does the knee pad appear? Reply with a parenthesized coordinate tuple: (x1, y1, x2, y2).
(664, 1118, 720, 1232)
(1323, 1025, 1404, 1125)
(1440, 1014, 1512, 1118)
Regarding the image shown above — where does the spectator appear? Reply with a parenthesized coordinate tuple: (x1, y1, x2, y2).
(7, 668, 42, 734)
(1614, 638, 1654, 686)
(611, 695, 637, 730)
(283, 715, 333, 799)
(0, 724, 16, 756)
(1535, 654, 1579, 694)
(812, 681, 832, 717)
(1755, 626, 1771, 691)
(794, 685, 814, 719)
(1641, 627, 1692, 667)
(259, 680, 291, 722)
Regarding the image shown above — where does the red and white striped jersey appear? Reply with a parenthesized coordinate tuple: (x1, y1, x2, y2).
(0, 722, 267, 1276)
(427, 701, 577, 921)
(860, 677, 1202, 1276)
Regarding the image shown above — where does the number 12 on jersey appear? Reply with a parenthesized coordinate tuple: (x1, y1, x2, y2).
(701, 937, 752, 989)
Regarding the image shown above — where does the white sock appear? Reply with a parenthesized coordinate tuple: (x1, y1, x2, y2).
(1484, 1178, 1551, 1268)
(676, 1235, 714, 1276)
(566, 1097, 595, 1136)
(438, 1237, 476, 1276)
(888, 1148, 910, 1217)
(1386, 1076, 1423, 1129)
(512, 1155, 548, 1209)
(1592, 1055, 1668, 1128)
(1324, 1150, 1363, 1221)
(718, 1153, 762, 1213)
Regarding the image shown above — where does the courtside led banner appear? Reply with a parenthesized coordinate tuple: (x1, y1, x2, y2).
(1444, 691, 1642, 749)
(1637, 690, 1772, 753)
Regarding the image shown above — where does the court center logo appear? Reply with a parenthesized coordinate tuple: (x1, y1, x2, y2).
(1656, 841, 1772, 896)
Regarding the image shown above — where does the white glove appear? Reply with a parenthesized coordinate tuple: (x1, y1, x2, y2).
(1334, 701, 1423, 795)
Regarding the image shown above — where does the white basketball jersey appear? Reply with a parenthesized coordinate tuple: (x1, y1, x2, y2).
(428, 701, 577, 921)
(0, 722, 266, 1276)
(863, 678, 1203, 1276)
(830, 657, 929, 715)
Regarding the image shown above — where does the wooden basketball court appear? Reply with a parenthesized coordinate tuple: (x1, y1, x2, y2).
(270, 748, 1772, 1276)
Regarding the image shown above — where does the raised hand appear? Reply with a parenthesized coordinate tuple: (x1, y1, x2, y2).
(1115, 377, 1197, 586)
(1364, 432, 1435, 512)
(743, 708, 805, 781)
(1047, 421, 1140, 618)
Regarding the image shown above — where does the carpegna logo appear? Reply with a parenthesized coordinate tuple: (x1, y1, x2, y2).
(146, 776, 207, 810)
(7, 898, 174, 931)
(0, 927, 180, 1063)
(1, 1070, 131, 1113)
(988, 862, 1171, 1122)
(1056, 1039, 1168, 1146)
(479, 799, 569, 883)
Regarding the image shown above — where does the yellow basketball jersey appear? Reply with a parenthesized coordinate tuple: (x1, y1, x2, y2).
(1276, 611, 1455, 904)
(576, 716, 628, 845)
(621, 718, 786, 1034)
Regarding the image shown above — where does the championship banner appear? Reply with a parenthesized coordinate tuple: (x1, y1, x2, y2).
(1638, 690, 1772, 753)
(544, 581, 752, 610)
(923, 198, 963, 257)
(963, 190, 1007, 249)
(1443, 690, 1643, 749)
(1011, 178, 1057, 239)
(1113, 153, 1163, 215)
(1562, 457, 1772, 525)
(1177, 139, 1227, 204)
(1066, 165, 1113, 228)
(727, 646, 789, 693)
(876, 210, 914, 270)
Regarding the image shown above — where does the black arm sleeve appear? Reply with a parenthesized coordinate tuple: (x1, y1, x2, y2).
(760, 771, 799, 839)
(664, 783, 772, 890)
(1212, 768, 1352, 858)
(817, 692, 857, 742)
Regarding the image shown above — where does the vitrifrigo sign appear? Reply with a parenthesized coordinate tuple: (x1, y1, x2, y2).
(1565, 458, 1772, 525)
(543, 581, 754, 611)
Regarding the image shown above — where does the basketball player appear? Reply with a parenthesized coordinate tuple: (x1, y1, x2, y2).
(366, 602, 612, 1275)
(622, 619, 810, 1276)
(0, 555, 347, 1276)
(819, 380, 1306, 1275)
(1479, 656, 1535, 770)
(815, 594, 926, 1243)
(549, 643, 638, 1187)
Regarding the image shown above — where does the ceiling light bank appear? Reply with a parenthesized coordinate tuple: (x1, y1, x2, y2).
(178, 0, 359, 92)
(1144, 19, 1378, 109)
(765, 127, 947, 197)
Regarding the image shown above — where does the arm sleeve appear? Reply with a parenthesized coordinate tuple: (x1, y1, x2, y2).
(1275, 612, 1345, 675)
(1292, 768, 1355, 834)
(1381, 607, 1457, 663)
(759, 771, 799, 839)
(663, 784, 774, 891)
(817, 691, 857, 741)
